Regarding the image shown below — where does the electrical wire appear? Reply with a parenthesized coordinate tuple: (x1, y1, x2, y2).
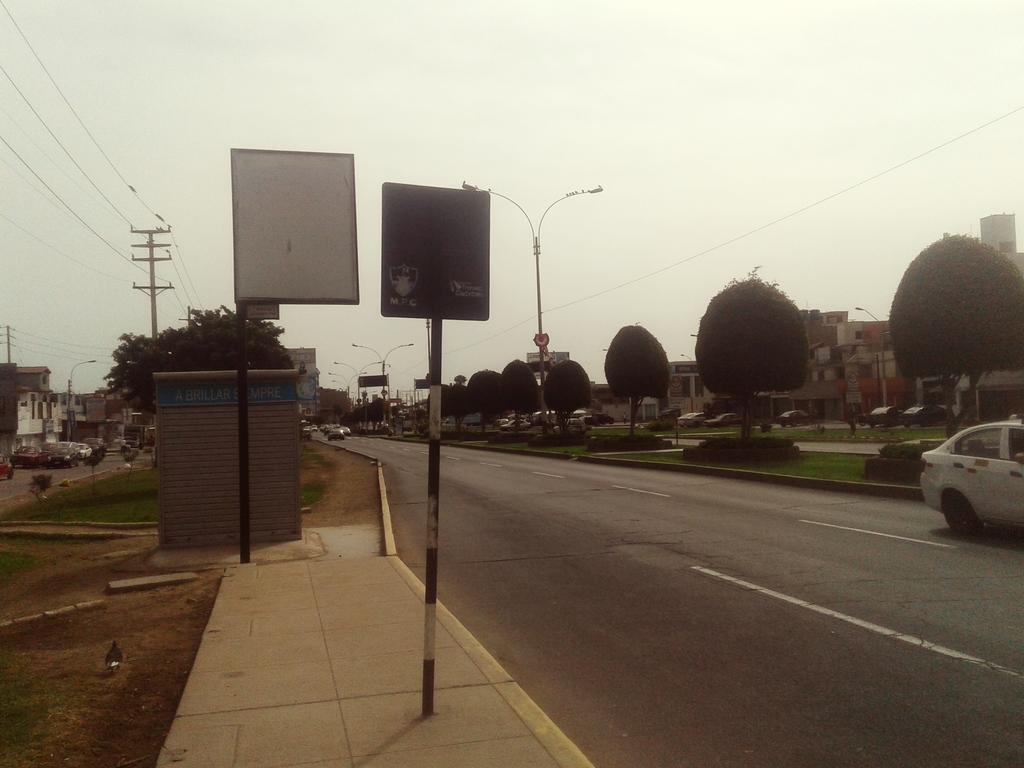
(446, 101, 1024, 358)
(170, 231, 204, 310)
(9, 327, 113, 353)
(0, 211, 125, 281)
(0, 60, 132, 225)
(0, 130, 145, 273)
(9, 341, 104, 363)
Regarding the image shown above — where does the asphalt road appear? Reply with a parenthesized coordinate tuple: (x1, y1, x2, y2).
(0, 452, 126, 506)
(349, 436, 1024, 768)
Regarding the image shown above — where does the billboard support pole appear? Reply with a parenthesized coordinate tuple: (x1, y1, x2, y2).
(422, 315, 442, 717)
(236, 302, 251, 565)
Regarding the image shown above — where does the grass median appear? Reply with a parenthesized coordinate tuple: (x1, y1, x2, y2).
(1, 469, 158, 524)
(616, 450, 876, 483)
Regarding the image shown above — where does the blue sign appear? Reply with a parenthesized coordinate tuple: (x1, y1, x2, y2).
(157, 381, 297, 407)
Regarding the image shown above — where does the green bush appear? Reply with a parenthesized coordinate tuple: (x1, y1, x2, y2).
(645, 419, 676, 432)
(698, 436, 795, 450)
(585, 434, 671, 453)
(878, 442, 927, 461)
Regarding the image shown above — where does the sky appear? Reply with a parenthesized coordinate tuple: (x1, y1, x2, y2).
(2, 1, 1023, 398)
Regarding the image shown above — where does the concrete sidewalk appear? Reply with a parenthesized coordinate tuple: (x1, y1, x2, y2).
(158, 552, 592, 767)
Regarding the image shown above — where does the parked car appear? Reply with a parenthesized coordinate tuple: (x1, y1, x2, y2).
(705, 412, 742, 427)
(561, 417, 590, 435)
(11, 446, 48, 468)
(592, 413, 615, 426)
(46, 443, 79, 468)
(327, 428, 346, 441)
(73, 443, 92, 459)
(500, 417, 533, 432)
(677, 412, 707, 428)
(777, 409, 812, 427)
(899, 404, 946, 427)
(660, 408, 682, 420)
(921, 420, 1024, 533)
(0, 454, 13, 480)
(866, 406, 901, 428)
(340, 426, 352, 436)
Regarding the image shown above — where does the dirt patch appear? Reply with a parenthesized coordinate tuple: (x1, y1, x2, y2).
(0, 534, 218, 768)
(301, 443, 381, 529)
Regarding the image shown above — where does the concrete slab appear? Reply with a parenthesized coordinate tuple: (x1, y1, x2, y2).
(323, 620, 456, 661)
(106, 571, 198, 593)
(348, 736, 560, 767)
(340, 686, 529, 757)
(332, 644, 488, 699)
(308, 524, 380, 559)
(147, 531, 324, 571)
(318, 596, 423, 631)
(177, 659, 338, 716)
(192, 631, 328, 673)
(159, 701, 350, 767)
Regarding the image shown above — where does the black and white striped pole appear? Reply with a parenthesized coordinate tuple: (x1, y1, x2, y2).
(422, 315, 442, 716)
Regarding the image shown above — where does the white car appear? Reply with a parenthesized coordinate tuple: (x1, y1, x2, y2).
(921, 420, 1024, 533)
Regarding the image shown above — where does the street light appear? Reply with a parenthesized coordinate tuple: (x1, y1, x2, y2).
(352, 343, 414, 431)
(462, 181, 603, 423)
(67, 359, 97, 442)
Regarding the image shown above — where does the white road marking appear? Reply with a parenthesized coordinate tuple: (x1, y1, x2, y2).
(799, 519, 955, 549)
(446, 456, 461, 461)
(612, 485, 670, 498)
(532, 471, 565, 479)
(480, 462, 504, 468)
(691, 566, 1020, 678)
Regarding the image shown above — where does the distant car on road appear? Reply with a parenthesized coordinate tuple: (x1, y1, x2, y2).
(326, 428, 346, 441)
(705, 412, 742, 427)
(11, 446, 48, 468)
(0, 454, 13, 480)
(83, 438, 106, 459)
(899, 404, 946, 427)
(921, 420, 1024, 533)
(867, 406, 901, 428)
(777, 410, 812, 427)
(677, 412, 707, 428)
(73, 443, 92, 459)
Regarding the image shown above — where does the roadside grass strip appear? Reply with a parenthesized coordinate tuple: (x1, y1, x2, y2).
(301, 480, 326, 506)
(692, 566, 1021, 679)
(2, 470, 158, 524)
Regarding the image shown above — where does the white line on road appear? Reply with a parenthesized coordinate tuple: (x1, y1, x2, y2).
(799, 519, 955, 549)
(446, 456, 461, 461)
(691, 566, 1020, 678)
(480, 462, 504, 468)
(532, 471, 565, 479)
(612, 485, 670, 498)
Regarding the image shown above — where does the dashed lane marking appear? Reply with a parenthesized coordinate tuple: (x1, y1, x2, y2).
(691, 566, 1019, 678)
(532, 471, 565, 479)
(480, 462, 504, 468)
(611, 485, 670, 498)
(799, 519, 956, 549)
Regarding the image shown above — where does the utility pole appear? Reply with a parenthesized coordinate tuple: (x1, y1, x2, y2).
(4, 326, 9, 363)
(131, 227, 174, 338)
(179, 306, 195, 328)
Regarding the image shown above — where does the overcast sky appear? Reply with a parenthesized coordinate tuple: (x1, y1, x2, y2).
(3, 1, 1022, 396)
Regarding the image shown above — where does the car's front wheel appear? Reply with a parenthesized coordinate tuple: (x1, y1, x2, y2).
(942, 491, 983, 534)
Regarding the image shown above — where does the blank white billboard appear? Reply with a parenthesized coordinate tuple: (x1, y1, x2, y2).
(232, 149, 359, 304)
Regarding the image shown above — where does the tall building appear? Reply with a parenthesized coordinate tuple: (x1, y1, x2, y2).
(979, 213, 1023, 273)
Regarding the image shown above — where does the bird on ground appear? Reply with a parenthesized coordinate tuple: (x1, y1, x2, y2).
(105, 641, 123, 672)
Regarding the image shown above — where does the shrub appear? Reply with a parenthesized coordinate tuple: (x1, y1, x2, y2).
(645, 419, 676, 432)
(698, 436, 795, 450)
(878, 442, 927, 461)
(585, 434, 671, 453)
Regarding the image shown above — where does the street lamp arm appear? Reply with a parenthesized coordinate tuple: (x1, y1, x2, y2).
(537, 186, 603, 242)
(463, 183, 536, 240)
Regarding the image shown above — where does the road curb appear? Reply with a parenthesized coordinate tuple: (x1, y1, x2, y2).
(376, 455, 594, 768)
(0, 598, 105, 629)
(381, 436, 576, 461)
(576, 454, 924, 500)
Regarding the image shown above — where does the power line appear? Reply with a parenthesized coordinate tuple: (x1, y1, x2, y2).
(0, 210, 125, 281)
(0, 60, 133, 225)
(9, 341, 103, 363)
(0, 130, 144, 273)
(446, 101, 1024, 358)
(9, 327, 112, 353)
(170, 231, 204, 310)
